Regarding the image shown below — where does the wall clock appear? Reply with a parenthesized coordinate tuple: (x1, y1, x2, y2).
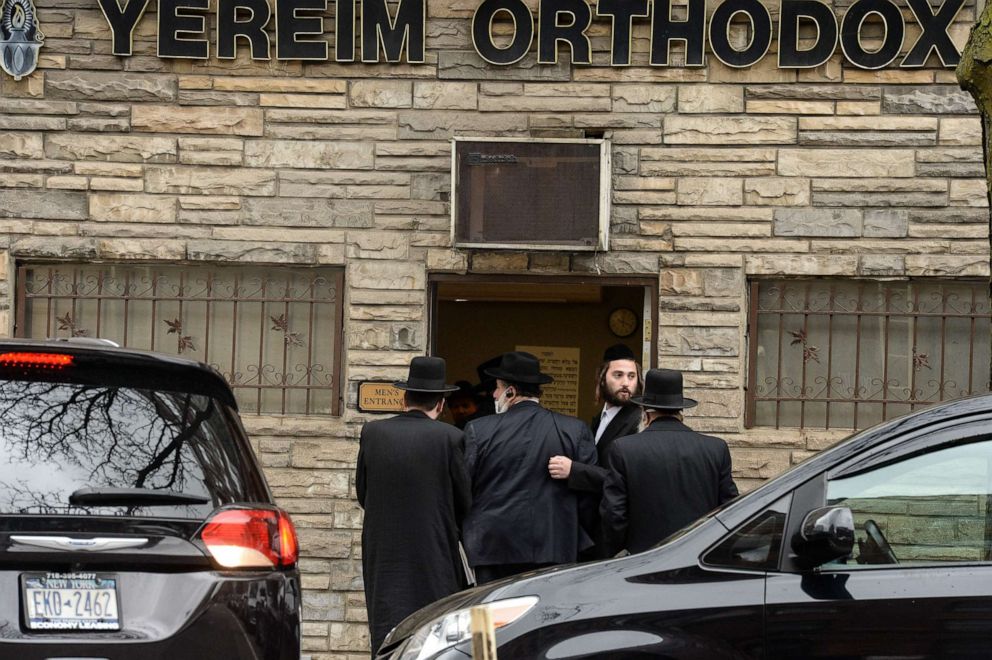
(608, 307, 638, 338)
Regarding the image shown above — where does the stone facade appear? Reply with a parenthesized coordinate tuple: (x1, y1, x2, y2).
(1, 0, 990, 656)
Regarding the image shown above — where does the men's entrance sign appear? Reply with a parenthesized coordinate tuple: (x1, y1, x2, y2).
(357, 381, 405, 414)
(94, 0, 964, 70)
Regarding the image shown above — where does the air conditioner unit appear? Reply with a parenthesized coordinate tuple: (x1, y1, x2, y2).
(450, 137, 611, 251)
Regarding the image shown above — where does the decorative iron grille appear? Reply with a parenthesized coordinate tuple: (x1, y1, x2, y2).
(747, 279, 991, 430)
(16, 264, 344, 416)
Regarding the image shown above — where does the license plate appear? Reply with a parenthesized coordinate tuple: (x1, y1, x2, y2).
(22, 572, 120, 630)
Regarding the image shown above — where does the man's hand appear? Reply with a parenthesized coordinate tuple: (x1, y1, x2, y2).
(548, 455, 572, 479)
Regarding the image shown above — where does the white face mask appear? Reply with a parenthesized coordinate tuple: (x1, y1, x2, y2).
(495, 388, 513, 414)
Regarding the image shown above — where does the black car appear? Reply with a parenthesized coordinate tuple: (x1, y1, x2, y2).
(379, 392, 992, 659)
(0, 339, 301, 659)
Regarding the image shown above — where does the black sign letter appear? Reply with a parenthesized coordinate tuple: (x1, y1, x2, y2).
(709, 0, 772, 68)
(538, 0, 592, 64)
(361, 0, 425, 63)
(336, 0, 355, 61)
(276, 0, 328, 60)
(97, 0, 151, 56)
(158, 0, 209, 58)
(217, 0, 271, 59)
(902, 0, 964, 67)
(778, 0, 837, 68)
(595, 0, 648, 66)
(840, 0, 904, 69)
(472, 0, 534, 65)
(650, 0, 706, 66)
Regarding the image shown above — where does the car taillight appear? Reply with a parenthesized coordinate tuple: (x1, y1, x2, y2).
(277, 512, 298, 564)
(0, 352, 73, 368)
(200, 508, 299, 569)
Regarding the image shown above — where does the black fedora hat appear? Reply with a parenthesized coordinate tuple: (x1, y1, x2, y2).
(630, 368, 697, 410)
(476, 356, 501, 384)
(484, 351, 554, 385)
(394, 356, 459, 393)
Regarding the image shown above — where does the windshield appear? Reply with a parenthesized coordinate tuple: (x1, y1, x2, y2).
(0, 378, 252, 519)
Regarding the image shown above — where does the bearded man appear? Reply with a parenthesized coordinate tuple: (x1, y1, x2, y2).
(590, 344, 643, 457)
(548, 344, 642, 557)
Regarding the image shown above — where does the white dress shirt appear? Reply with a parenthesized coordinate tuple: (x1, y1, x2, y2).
(594, 404, 621, 445)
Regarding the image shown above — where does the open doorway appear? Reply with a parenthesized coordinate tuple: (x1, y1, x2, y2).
(430, 275, 657, 425)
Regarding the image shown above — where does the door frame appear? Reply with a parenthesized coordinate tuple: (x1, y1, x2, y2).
(427, 273, 658, 369)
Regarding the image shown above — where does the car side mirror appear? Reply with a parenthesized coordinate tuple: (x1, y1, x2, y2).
(791, 506, 855, 570)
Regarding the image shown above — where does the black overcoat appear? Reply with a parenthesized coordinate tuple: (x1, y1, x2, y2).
(462, 401, 598, 567)
(601, 417, 739, 556)
(568, 403, 642, 492)
(565, 404, 642, 558)
(356, 410, 471, 652)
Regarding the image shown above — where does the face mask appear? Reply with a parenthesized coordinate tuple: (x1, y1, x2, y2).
(495, 389, 513, 414)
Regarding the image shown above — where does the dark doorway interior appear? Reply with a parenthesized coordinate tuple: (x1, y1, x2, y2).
(431, 276, 656, 425)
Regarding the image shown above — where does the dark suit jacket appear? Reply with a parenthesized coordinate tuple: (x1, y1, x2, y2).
(462, 401, 598, 567)
(356, 410, 471, 652)
(601, 417, 738, 556)
(568, 404, 642, 493)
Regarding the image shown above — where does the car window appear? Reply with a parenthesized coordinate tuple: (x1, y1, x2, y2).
(703, 495, 789, 571)
(0, 378, 253, 519)
(826, 436, 992, 567)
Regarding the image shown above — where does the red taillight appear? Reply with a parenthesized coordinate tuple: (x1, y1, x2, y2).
(0, 352, 73, 368)
(200, 508, 299, 569)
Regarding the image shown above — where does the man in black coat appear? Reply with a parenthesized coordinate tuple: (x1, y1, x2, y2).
(356, 356, 471, 653)
(463, 351, 598, 584)
(548, 344, 642, 558)
(601, 368, 739, 557)
(549, 343, 643, 491)
(590, 344, 643, 450)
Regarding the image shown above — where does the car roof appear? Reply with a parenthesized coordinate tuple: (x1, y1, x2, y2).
(0, 338, 238, 408)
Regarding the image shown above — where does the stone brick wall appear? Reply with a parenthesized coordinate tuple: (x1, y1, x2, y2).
(1, 0, 990, 656)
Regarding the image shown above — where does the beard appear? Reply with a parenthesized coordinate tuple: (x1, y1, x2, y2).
(603, 383, 633, 407)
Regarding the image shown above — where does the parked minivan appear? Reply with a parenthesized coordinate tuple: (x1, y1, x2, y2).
(0, 339, 301, 659)
(379, 392, 992, 659)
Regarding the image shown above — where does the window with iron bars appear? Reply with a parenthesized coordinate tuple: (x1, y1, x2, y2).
(15, 263, 344, 416)
(746, 279, 991, 430)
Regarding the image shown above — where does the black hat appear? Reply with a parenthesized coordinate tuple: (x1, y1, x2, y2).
(484, 351, 554, 385)
(630, 368, 697, 410)
(603, 343, 636, 363)
(394, 356, 459, 393)
(476, 356, 501, 384)
(448, 380, 481, 401)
